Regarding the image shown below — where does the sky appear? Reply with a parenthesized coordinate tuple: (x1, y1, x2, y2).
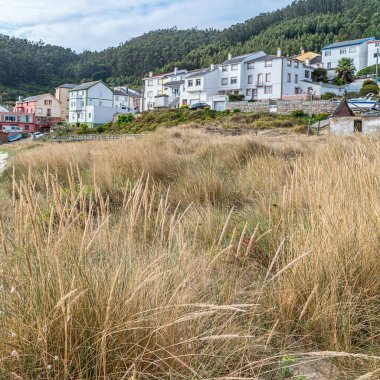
(0, 0, 293, 52)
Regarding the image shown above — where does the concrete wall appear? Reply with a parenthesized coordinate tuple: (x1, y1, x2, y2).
(330, 117, 355, 135)
(227, 100, 335, 114)
(362, 118, 380, 133)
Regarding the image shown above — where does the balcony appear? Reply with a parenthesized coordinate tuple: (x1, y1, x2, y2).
(256, 82, 265, 87)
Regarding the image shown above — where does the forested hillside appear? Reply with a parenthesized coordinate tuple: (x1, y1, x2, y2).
(1, 0, 380, 102)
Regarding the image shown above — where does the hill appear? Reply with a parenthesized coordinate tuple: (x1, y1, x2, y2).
(1, 0, 380, 102)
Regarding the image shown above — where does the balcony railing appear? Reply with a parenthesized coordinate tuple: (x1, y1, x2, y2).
(256, 82, 265, 87)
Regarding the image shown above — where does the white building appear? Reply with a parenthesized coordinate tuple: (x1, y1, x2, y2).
(69, 81, 130, 128)
(322, 37, 376, 78)
(367, 40, 380, 68)
(142, 69, 188, 111)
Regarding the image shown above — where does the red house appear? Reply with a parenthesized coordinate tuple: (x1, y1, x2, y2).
(0, 111, 36, 133)
(14, 93, 61, 132)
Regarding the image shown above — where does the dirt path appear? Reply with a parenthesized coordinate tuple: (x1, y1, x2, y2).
(0, 153, 8, 174)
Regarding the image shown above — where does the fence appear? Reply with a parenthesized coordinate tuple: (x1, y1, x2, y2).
(41, 134, 142, 143)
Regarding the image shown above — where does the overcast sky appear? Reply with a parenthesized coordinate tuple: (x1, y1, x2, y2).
(0, 0, 293, 52)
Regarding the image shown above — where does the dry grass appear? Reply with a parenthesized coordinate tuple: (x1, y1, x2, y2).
(0, 129, 380, 379)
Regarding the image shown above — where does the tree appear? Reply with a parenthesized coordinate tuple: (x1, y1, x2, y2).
(312, 68, 328, 83)
(335, 58, 356, 84)
(360, 80, 379, 96)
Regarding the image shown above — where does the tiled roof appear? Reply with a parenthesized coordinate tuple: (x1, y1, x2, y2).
(71, 81, 102, 91)
(22, 94, 50, 102)
(323, 37, 375, 50)
(57, 83, 77, 89)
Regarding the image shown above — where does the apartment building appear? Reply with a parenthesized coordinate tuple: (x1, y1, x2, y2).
(322, 37, 376, 78)
(68, 81, 130, 128)
(55, 84, 77, 121)
(367, 40, 380, 68)
(114, 87, 143, 112)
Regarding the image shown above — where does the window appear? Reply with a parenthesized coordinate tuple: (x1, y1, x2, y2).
(257, 73, 263, 83)
(248, 75, 253, 84)
(115, 96, 119, 101)
(247, 62, 254, 69)
(188, 80, 193, 87)
(265, 60, 272, 67)
(157, 80, 162, 85)
(287, 73, 291, 82)
(252, 89, 258, 97)
(222, 66, 228, 72)
(231, 77, 238, 84)
(294, 61, 299, 68)
(340, 49, 347, 55)
(246, 89, 251, 96)
(5, 115, 16, 122)
(221, 78, 228, 85)
(88, 113, 92, 119)
(264, 86, 273, 94)
(287, 60, 292, 67)
(305, 70, 310, 79)
(196, 79, 201, 86)
(327, 62, 332, 69)
(374, 53, 380, 58)
(349, 47, 357, 53)
(295, 74, 299, 84)
(376, 42, 380, 47)
(37, 108, 42, 115)
(24, 125, 29, 131)
(231, 64, 238, 71)
(47, 108, 51, 117)
(266, 73, 271, 82)
(148, 80, 153, 86)
(325, 51, 331, 57)
(44, 100, 52, 105)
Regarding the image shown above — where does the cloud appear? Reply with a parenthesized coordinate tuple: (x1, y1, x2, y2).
(0, 0, 292, 51)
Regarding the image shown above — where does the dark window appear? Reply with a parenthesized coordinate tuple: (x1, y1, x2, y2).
(354, 120, 362, 133)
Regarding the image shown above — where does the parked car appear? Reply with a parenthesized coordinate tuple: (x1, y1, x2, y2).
(33, 132, 45, 139)
(189, 103, 210, 110)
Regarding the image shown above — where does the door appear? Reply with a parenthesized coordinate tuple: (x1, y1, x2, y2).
(214, 101, 226, 111)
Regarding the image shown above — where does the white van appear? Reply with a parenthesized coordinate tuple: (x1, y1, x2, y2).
(3, 126, 23, 133)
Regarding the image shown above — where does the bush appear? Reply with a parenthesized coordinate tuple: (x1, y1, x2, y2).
(181, 105, 189, 109)
(321, 92, 337, 100)
(95, 125, 105, 134)
(77, 124, 89, 135)
(229, 94, 245, 102)
(360, 81, 379, 96)
(290, 110, 307, 117)
(233, 109, 241, 113)
(248, 99, 256, 103)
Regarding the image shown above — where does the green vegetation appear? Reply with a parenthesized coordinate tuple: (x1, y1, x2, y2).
(1, 0, 380, 98)
(357, 64, 379, 77)
(335, 57, 356, 84)
(360, 79, 380, 96)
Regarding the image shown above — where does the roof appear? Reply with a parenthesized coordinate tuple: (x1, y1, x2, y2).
(143, 72, 172, 80)
(368, 40, 380, 44)
(0, 106, 8, 112)
(294, 52, 321, 62)
(113, 90, 127, 96)
(186, 66, 219, 79)
(164, 80, 185, 86)
(57, 83, 77, 89)
(222, 51, 266, 65)
(323, 37, 376, 50)
(332, 99, 355, 117)
(71, 81, 103, 91)
(22, 93, 52, 102)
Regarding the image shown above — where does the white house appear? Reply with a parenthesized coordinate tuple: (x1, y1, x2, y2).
(69, 81, 130, 128)
(142, 69, 188, 111)
(367, 40, 380, 68)
(322, 37, 376, 78)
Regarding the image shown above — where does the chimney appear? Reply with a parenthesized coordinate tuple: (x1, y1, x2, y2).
(306, 59, 311, 66)
(174, 66, 178, 74)
(149, 71, 153, 77)
(210, 64, 215, 70)
(301, 48, 305, 55)
(228, 53, 232, 60)
(277, 48, 282, 58)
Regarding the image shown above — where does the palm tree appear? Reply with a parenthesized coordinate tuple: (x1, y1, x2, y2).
(335, 58, 356, 84)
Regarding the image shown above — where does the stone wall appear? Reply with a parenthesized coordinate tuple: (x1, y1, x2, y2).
(227, 100, 336, 115)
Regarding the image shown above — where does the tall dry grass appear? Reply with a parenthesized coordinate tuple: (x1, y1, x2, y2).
(1, 129, 380, 378)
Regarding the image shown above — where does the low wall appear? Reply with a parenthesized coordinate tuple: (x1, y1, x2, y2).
(227, 100, 335, 114)
(330, 117, 380, 135)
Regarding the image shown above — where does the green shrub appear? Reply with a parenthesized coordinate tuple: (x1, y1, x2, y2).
(95, 125, 105, 134)
(321, 92, 336, 100)
(233, 109, 241, 113)
(229, 94, 245, 102)
(290, 110, 306, 117)
(181, 105, 189, 109)
(77, 124, 89, 135)
(247, 99, 256, 103)
(316, 113, 330, 121)
(360, 81, 379, 96)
